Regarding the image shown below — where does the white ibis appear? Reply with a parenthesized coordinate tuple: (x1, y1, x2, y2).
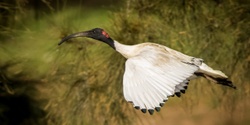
(58, 28, 236, 115)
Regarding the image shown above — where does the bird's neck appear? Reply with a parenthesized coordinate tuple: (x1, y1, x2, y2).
(113, 40, 137, 58)
(102, 38, 116, 50)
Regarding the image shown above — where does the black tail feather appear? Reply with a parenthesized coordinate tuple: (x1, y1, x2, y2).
(195, 73, 236, 89)
(215, 78, 236, 89)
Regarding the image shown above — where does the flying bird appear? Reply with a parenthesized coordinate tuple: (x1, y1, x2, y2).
(58, 28, 236, 115)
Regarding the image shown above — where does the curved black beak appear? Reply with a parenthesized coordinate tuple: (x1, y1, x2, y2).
(58, 31, 89, 45)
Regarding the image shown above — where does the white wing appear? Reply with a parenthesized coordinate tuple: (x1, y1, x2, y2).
(123, 47, 199, 115)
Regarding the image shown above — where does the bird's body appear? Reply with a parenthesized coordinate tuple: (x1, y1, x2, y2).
(58, 28, 236, 115)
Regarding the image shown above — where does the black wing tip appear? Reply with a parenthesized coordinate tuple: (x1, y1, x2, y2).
(160, 103, 165, 107)
(180, 89, 186, 94)
(134, 106, 140, 110)
(148, 109, 154, 115)
(184, 86, 188, 89)
(175, 92, 181, 97)
(155, 107, 161, 112)
(141, 109, 147, 113)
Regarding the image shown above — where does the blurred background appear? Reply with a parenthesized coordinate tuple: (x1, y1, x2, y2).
(0, 0, 250, 125)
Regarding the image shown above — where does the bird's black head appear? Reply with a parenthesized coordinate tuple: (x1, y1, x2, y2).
(58, 28, 115, 49)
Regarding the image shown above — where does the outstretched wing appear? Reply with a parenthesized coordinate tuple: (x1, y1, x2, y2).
(123, 48, 199, 115)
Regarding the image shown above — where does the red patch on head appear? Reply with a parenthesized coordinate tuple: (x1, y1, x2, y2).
(102, 31, 110, 38)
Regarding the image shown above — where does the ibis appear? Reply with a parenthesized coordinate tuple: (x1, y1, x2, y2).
(58, 28, 236, 115)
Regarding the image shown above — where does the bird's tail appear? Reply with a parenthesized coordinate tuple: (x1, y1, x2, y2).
(196, 63, 236, 89)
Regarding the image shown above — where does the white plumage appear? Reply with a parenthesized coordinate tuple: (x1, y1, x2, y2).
(58, 28, 236, 115)
(119, 42, 199, 114)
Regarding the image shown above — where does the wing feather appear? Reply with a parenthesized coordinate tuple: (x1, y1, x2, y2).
(145, 81, 163, 107)
(123, 47, 199, 114)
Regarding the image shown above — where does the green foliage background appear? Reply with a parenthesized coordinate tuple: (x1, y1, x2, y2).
(0, 0, 249, 125)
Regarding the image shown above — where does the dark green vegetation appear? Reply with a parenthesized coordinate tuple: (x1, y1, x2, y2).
(0, 0, 250, 125)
